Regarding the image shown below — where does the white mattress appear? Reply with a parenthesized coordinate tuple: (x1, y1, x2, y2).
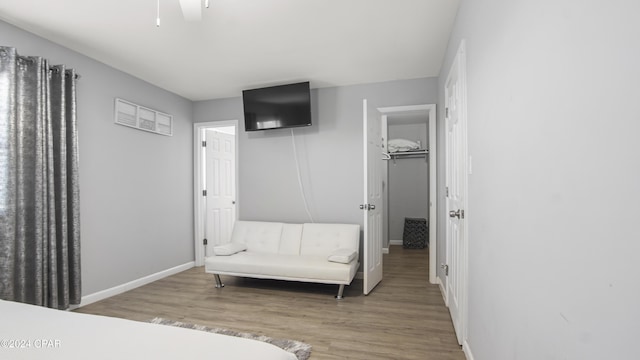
(0, 299, 297, 360)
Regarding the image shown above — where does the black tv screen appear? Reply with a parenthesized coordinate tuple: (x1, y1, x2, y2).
(242, 81, 312, 131)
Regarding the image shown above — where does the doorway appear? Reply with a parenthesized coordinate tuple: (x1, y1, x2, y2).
(193, 120, 239, 266)
(378, 105, 437, 284)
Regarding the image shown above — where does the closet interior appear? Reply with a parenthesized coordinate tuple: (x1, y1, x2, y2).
(382, 114, 429, 249)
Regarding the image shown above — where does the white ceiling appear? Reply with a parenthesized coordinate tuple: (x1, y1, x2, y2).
(0, 0, 460, 101)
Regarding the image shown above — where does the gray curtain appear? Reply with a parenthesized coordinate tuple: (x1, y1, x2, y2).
(0, 46, 81, 309)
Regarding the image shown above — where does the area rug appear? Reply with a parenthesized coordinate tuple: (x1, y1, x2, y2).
(150, 317, 312, 360)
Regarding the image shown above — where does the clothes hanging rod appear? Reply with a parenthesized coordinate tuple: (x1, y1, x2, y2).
(384, 150, 429, 157)
(382, 149, 429, 163)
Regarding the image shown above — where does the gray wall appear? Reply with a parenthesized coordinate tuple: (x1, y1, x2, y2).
(438, 1, 640, 359)
(194, 78, 438, 238)
(1, 20, 194, 295)
(387, 123, 429, 241)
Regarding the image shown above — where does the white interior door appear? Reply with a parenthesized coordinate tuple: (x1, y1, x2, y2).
(445, 42, 468, 345)
(205, 129, 236, 255)
(363, 99, 383, 295)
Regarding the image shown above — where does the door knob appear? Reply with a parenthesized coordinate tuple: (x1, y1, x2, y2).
(449, 209, 461, 218)
(369, 204, 376, 210)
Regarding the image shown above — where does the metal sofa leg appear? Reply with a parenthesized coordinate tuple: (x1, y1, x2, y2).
(335, 284, 345, 300)
(214, 274, 225, 288)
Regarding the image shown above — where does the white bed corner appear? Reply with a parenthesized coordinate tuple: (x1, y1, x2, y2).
(0, 299, 297, 360)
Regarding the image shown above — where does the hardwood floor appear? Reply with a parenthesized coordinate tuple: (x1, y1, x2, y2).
(76, 247, 464, 359)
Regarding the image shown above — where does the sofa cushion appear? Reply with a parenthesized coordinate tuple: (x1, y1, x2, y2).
(213, 243, 247, 256)
(231, 221, 283, 254)
(205, 253, 358, 284)
(327, 248, 358, 264)
(300, 223, 360, 257)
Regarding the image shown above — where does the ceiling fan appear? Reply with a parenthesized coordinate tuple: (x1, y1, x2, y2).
(157, 0, 209, 26)
(178, 0, 209, 22)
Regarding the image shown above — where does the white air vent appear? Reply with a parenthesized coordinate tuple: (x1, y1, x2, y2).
(114, 98, 173, 136)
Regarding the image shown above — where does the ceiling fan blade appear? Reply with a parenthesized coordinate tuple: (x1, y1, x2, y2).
(178, 0, 202, 22)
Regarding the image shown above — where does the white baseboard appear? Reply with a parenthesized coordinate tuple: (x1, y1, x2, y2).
(75, 261, 195, 309)
(382, 247, 389, 254)
(389, 239, 403, 246)
(463, 340, 474, 360)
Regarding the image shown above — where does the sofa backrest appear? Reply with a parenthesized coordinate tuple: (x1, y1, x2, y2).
(300, 223, 360, 257)
(230, 221, 283, 254)
(279, 223, 303, 255)
(230, 221, 360, 257)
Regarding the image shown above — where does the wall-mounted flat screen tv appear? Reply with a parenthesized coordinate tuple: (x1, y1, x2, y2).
(242, 81, 312, 131)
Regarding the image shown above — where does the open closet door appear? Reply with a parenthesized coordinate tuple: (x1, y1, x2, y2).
(445, 41, 468, 345)
(362, 99, 383, 295)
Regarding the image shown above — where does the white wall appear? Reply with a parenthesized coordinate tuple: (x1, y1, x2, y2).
(194, 78, 438, 230)
(1, 20, 194, 296)
(438, 1, 640, 359)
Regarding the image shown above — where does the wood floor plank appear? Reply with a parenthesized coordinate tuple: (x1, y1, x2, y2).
(76, 247, 465, 359)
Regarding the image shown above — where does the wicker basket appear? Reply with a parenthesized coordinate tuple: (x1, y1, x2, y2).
(402, 217, 427, 249)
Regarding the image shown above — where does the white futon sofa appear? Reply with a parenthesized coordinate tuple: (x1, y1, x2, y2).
(204, 221, 360, 299)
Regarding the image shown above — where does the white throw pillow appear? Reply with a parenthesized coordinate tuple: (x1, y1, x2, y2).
(213, 243, 247, 256)
(328, 248, 357, 264)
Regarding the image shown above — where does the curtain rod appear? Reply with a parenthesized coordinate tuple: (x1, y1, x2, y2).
(12, 53, 81, 80)
(48, 67, 81, 80)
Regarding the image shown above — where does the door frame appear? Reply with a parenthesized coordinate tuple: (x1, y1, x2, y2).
(193, 120, 239, 266)
(378, 104, 437, 284)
